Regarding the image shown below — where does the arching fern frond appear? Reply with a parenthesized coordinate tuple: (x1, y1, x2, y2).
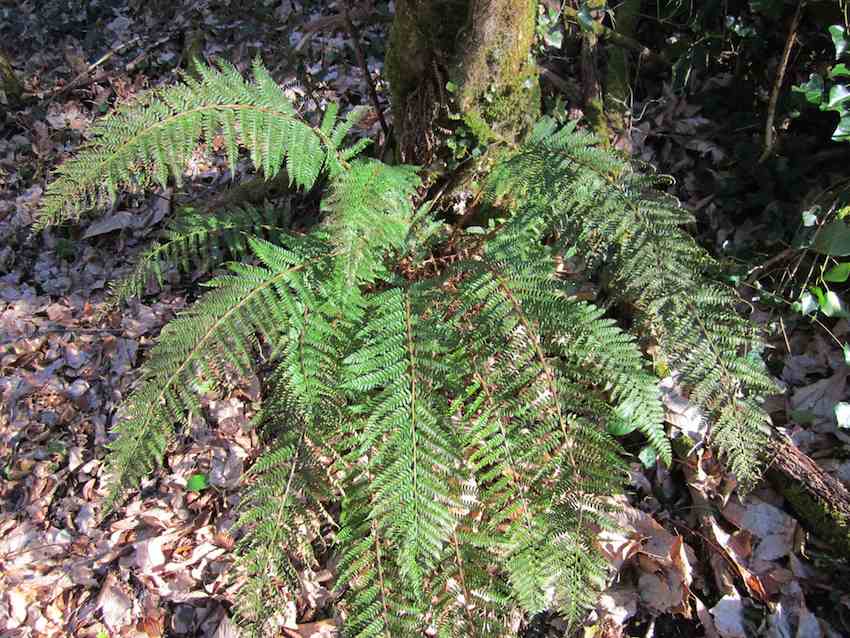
(487, 118, 776, 487)
(104, 235, 331, 509)
(38, 58, 367, 228)
(110, 203, 292, 303)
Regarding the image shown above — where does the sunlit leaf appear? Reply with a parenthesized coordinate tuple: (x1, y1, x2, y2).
(186, 473, 210, 492)
(830, 63, 850, 79)
(827, 84, 850, 109)
(638, 445, 657, 468)
(831, 25, 848, 60)
(824, 262, 850, 283)
(792, 73, 824, 105)
(836, 403, 850, 429)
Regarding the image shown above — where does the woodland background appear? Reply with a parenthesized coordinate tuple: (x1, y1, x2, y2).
(1, 0, 850, 636)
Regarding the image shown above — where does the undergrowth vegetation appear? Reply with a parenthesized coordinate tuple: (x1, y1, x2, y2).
(40, 60, 775, 636)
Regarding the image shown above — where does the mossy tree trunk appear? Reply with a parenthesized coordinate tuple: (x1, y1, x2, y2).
(605, 0, 640, 141)
(385, 0, 540, 163)
(0, 48, 23, 108)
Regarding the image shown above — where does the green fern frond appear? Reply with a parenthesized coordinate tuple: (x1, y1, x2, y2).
(110, 203, 292, 303)
(341, 286, 461, 590)
(442, 246, 636, 619)
(428, 534, 515, 638)
(235, 380, 338, 635)
(336, 489, 425, 638)
(38, 58, 350, 228)
(322, 160, 420, 303)
(51, 48, 777, 633)
(104, 236, 331, 509)
(487, 117, 776, 486)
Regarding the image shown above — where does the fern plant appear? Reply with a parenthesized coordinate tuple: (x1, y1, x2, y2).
(41, 60, 774, 636)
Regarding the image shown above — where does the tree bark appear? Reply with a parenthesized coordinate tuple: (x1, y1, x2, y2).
(605, 0, 640, 141)
(770, 439, 850, 557)
(385, 0, 539, 163)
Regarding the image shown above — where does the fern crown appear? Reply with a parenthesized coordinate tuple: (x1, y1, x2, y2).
(40, 60, 774, 636)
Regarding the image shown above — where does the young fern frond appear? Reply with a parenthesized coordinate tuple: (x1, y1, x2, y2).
(110, 203, 292, 303)
(321, 160, 420, 311)
(38, 58, 368, 228)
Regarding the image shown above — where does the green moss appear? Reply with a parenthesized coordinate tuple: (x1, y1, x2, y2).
(455, 0, 540, 145)
(385, 0, 540, 159)
(778, 476, 850, 558)
(386, 0, 469, 115)
(462, 109, 493, 142)
(605, 0, 639, 133)
(0, 49, 23, 106)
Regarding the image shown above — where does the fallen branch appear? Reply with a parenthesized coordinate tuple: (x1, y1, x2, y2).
(769, 436, 850, 557)
(295, 10, 392, 53)
(341, 6, 390, 140)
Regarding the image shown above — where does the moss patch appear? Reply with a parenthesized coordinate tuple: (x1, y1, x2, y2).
(456, 0, 540, 145)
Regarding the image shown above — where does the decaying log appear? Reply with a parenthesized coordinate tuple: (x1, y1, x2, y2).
(769, 438, 850, 556)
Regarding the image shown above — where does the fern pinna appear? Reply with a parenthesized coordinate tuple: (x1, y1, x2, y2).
(41, 60, 773, 636)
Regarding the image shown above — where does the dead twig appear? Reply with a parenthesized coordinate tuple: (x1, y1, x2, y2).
(24, 33, 174, 103)
(562, 6, 669, 67)
(759, 0, 804, 163)
(294, 10, 392, 53)
(341, 6, 390, 141)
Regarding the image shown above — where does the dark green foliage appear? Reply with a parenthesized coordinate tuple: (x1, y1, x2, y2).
(110, 203, 292, 303)
(486, 119, 775, 486)
(41, 61, 773, 636)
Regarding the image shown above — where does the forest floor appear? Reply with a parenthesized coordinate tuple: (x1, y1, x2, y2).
(1, 1, 850, 637)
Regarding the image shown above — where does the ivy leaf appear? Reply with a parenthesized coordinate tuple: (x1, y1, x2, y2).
(812, 221, 850, 256)
(827, 84, 850, 109)
(576, 4, 596, 32)
(836, 403, 850, 429)
(638, 446, 657, 468)
(609, 396, 641, 436)
(794, 291, 819, 316)
(830, 63, 850, 79)
(831, 25, 848, 60)
(826, 290, 849, 317)
(833, 114, 850, 142)
(802, 209, 819, 227)
(186, 473, 209, 492)
(544, 26, 563, 49)
(824, 262, 850, 283)
(793, 74, 825, 106)
(816, 289, 849, 318)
